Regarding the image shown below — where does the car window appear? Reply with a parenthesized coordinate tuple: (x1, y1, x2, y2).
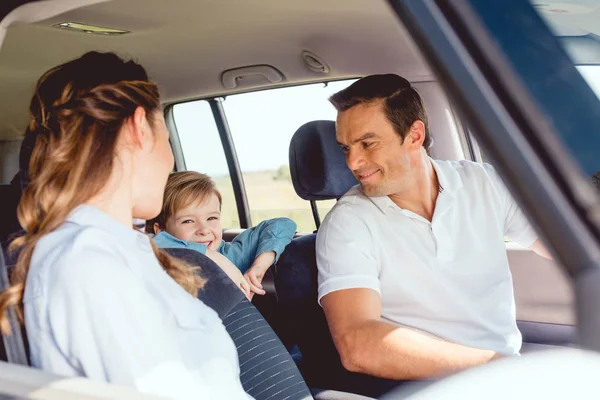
(472, 66, 594, 243)
(579, 65, 600, 188)
(472, 64, 600, 165)
(172, 100, 240, 228)
(578, 65, 600, 99)
(527, 2, 600, 179)
(221, 80, 356, 232)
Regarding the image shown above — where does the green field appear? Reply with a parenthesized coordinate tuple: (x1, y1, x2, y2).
(214, 167, 336, 232)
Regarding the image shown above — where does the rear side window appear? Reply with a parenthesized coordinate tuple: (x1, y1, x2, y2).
(222, 80, 355, 232)
(172, 100, 240, 228)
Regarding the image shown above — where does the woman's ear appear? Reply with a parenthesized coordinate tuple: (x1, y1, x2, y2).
(129, 106, 148, 148)
(153, 222, 162, 235)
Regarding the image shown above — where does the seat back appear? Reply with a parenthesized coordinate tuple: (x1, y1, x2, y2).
(277, 120, 401, 397)
(0, 184, 13, 250)
(0, 137, 34, 365)
(166, 248, 313, 400)
(280, 121, 355, 388)
(275, 235, 399, 398)
(0, 175, 22, 256)
(1, 126, 38, 251)
(0, 246, 28, 366)
(273, 235, 340, 386)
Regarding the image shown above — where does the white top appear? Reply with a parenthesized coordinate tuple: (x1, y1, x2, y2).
(24, 205, 252, 400)
(316, 160, 538, 355)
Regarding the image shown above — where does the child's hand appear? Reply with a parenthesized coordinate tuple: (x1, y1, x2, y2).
(243, 251, 275, 296)
(237, 275, 253, 301)
(206, 249, 252, 300)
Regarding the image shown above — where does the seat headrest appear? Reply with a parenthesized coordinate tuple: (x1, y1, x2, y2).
(289, 120, 358, 201)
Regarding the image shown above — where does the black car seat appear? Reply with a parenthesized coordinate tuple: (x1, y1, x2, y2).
(0, 247, 28, 366)
(0, 123, 35, 256)
(0, 174, 23, 257)
(275, 120, 403, 397)
(165, 248, 314, 400)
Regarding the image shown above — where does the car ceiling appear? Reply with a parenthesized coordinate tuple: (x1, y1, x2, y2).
(0, 0, 599, 141)
(0, 0, 429, 140)
(532, 0, 600, 36)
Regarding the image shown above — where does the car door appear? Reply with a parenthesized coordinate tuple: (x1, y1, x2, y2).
(387, 0, 600, 355)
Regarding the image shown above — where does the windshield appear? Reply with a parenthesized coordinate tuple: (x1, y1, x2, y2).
(530, 1, 600, 181)
(578, 65, 600, 98)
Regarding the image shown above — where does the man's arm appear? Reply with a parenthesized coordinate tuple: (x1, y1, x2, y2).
(321, 288, 499, 380)
(483, 164, 554, 260)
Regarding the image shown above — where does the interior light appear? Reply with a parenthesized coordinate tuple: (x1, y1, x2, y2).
(52, 22, 129, 35)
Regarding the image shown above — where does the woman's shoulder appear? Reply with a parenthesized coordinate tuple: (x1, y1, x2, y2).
(26, 222, 133, 300)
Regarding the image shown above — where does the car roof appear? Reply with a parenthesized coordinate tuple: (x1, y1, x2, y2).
(0, 0, 430, 141)
(0, 0, 599, 141)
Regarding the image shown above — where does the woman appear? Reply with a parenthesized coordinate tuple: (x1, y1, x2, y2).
(0, 51, 252, 400)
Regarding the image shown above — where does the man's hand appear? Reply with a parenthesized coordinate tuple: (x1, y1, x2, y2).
(243, 251, 275, 296)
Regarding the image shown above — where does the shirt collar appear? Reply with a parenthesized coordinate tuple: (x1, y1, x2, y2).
(66, 204, 142, 247)
(369, 194, 397, 215)
(431, 158, 463, 195)
(368, 158, 464, 215)
(155, 231, 211, 254)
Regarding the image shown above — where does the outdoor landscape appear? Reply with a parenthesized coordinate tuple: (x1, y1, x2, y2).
(214, 166, 336, 233)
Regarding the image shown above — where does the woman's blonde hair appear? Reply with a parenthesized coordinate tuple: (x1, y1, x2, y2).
(146, 171, 222, 233)
(0, 51, 203, 335)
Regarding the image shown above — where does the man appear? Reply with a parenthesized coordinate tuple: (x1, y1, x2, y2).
(316, 74, 551, 381)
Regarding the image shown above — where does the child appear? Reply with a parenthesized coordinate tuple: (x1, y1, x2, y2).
(149, 171, 297, 298)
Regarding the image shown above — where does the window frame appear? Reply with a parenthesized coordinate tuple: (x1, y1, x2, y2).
(207, 98, 252, 229)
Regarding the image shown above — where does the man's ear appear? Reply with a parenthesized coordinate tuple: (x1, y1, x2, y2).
(406, 120, 426, 149)
(153, 222, 162, 235)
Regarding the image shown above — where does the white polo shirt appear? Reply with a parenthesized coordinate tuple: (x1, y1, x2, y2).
(316, 159, 538, 355)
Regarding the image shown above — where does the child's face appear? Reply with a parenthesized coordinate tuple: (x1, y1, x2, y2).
(164, 193, 223, 251)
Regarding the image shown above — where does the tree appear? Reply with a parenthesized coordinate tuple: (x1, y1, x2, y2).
(274, 165, 291, 182)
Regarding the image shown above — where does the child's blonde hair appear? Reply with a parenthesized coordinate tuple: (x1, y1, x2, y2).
(147, 171, 222, 233)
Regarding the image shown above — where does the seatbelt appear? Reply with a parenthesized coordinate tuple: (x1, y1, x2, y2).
(0, 250, 28, 365)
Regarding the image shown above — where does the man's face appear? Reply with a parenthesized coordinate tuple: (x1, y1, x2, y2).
(336, 101, 418, 197)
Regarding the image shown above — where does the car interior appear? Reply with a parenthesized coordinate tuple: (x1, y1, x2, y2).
(0, 0, 599, 398)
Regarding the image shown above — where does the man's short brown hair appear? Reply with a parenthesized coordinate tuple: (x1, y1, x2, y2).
(146, 171, 222, 233)
(329, 74, 432, 151)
